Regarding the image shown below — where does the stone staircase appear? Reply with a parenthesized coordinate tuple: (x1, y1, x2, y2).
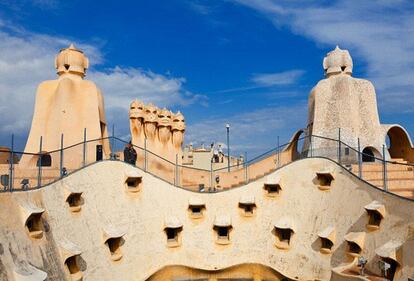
(352, 158, 414, 199)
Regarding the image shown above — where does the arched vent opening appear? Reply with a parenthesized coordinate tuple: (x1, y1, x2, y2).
(64, 255, 82, 280)
(239, 195, 256, 217)
(345, 232, 365, 258)
(365, 201, 385, 231)
(380, 258, 399, 281)
(188, 204, 205, 219)
(213, 215, 232, 245)
(320, 237, 334, 254)
(263, 183, 281, 197)
(274, 227, 294, 250)
(318, 227, 335, 254)
(315, 171, 334, 190)
(26, 213, 44, 239)
(348, 241, 362, 256)
(239, 203, 256, 216)
(214, 225, 232, 245)
(124, 175, 142, 193)
(164, 227, 182, 248)
(105, 237, 123, 261)
(66, 193, 83, 213)
(367, 210, 382, 229)
(362, 147, 376, 162)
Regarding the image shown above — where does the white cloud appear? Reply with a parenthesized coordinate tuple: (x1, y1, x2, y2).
(0, 23, 206, 137)
(232, 0, 414, 111)
(188, 1, 211, 15)
(90, 67, 207, 109)
(251, 70, 305, 86)
(210, 69, 304, 94)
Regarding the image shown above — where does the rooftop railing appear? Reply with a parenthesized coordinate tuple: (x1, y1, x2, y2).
(0, 132, 413, 200)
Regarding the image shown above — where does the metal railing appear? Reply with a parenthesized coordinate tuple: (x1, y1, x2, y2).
(0, 132, 413, 199)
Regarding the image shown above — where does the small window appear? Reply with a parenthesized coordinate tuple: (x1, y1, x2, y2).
(214, 226, 232, 245)
(164, 227, 182, 247)
(315, 172, 334, 190)
(37, 154, 51, 167)
(320, 237, 334, 254)
(106, 237, 123, 261)
(65, 255, 83, 280)
(263, 183, 281, 197)
(66, 193, 83, 213)
(124, 176, 142, 193)
(274, 227, 293, 250)
(238, 203, 256, 216)
(26, 213, 43, 239)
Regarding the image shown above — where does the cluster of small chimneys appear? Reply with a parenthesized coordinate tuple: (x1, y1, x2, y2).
(129, 100, 186, 154)
(129, 100, 185, 132)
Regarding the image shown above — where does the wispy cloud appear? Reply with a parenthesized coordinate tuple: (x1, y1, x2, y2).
(251, 70, 305, 86)
(210, 69, 304, 94)
(231, 0, 414, 112)
(188, 1, 211, 15)
(0, 0, 59, 11)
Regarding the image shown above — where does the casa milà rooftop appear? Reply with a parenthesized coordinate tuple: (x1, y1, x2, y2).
(0, 45, 413, 281)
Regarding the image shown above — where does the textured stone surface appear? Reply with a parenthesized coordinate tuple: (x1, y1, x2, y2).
(0, 159, 413, 280)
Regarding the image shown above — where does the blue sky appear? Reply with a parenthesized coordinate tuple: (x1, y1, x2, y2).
(0, 0, 413, 157)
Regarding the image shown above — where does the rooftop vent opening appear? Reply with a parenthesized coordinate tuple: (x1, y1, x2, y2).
(188, 204, 205, 219)
(263, 183, 281, 197)
(364, 201, 385, 231)
(214, 225, 232, 245)
(238, 203, 256, 216)
(274, 227, 293, 250)
(316, 172, 334, 190)
(66, 193, 83, 213)
(124, 176, 142, 193)
(367, 210, 383, 230)
(318, 227, 336, 254)
(26, 213, 43, 239)
(64, 255, 82, 280)
(347, 241, 362, 256)
(106, 237, 123, 261)
(320, 237, 334, 254)
(379, 257, 398, 281)
(164, 226, 182, 248)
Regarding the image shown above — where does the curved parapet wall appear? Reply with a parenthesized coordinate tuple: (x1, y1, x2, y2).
(382, 124, 414, 163)
(0, 158, 413, 280)
(147, 263, 290, 280)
